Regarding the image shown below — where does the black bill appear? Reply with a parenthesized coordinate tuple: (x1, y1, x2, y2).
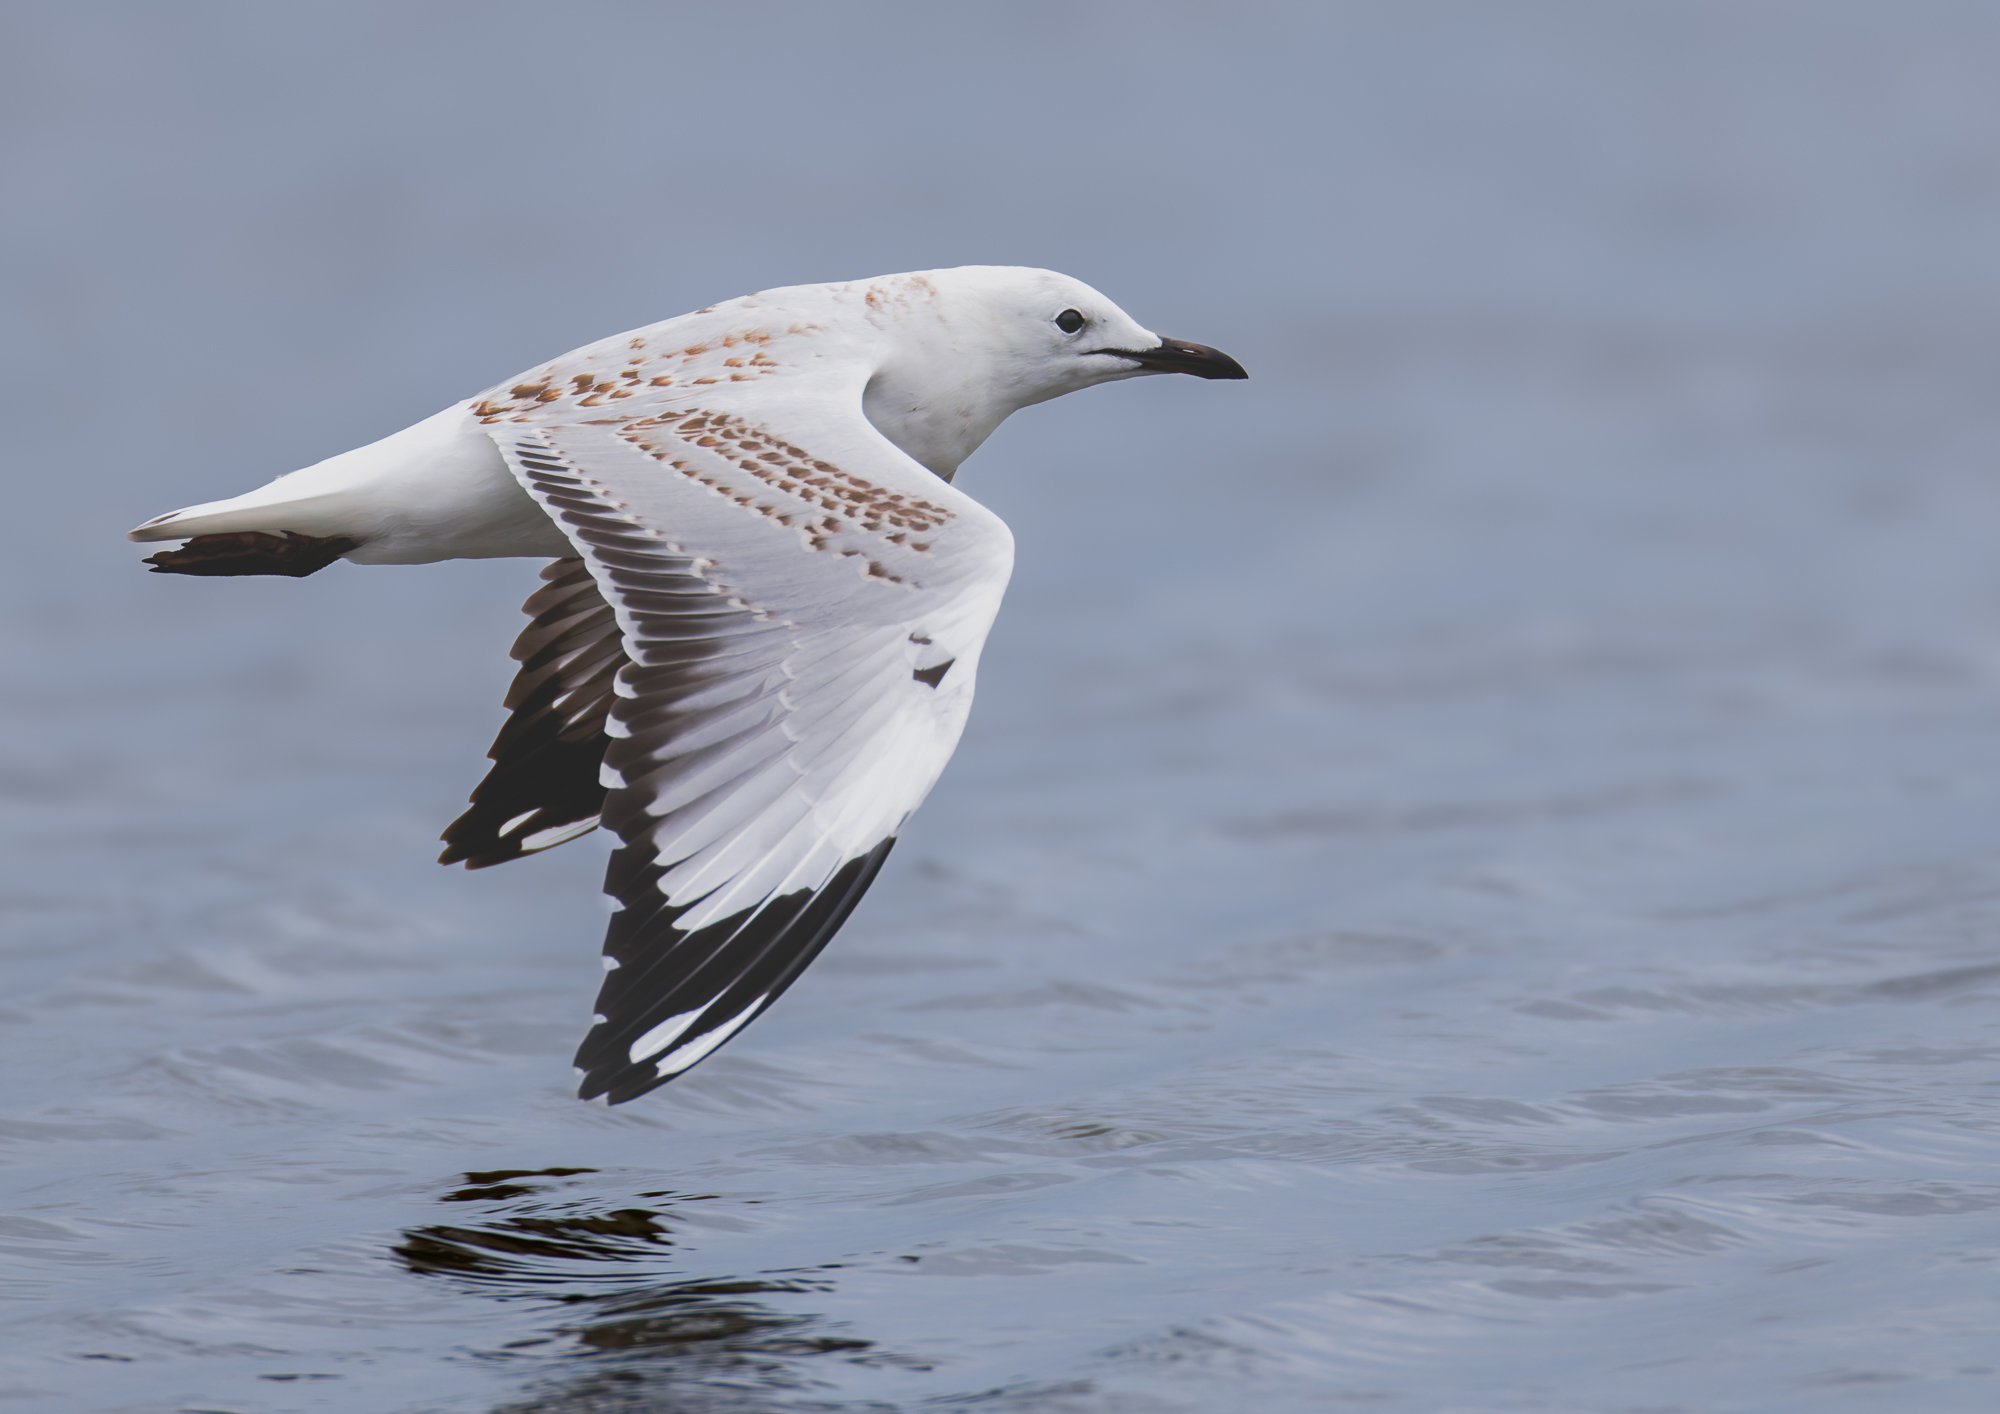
(1101, 336, 1248, 380)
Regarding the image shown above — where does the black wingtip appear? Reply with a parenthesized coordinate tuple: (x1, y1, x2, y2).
(575, 838, 898, 1104)
(440, 558, 617, 870)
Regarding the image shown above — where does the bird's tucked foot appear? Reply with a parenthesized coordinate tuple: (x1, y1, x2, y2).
(142, 530, 361, 577)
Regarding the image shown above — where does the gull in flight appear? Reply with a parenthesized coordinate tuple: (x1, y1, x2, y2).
(129, 267, 1246, 1103)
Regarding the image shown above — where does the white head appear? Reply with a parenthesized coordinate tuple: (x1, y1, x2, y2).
(846, 266, 1246, 479)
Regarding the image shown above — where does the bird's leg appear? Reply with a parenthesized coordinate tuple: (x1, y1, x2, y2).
(141, 530, 361, 578)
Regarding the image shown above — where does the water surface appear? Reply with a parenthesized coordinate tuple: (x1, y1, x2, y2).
(6, 5, 2000, 1410)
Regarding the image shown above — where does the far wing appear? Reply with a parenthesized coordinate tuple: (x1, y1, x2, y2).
(491, 399, 1012, 1103)
(440, 558, 618, 869)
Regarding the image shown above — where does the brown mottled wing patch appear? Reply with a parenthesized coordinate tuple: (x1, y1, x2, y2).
(439, 558, 624, 869)
(143, 530, 359, 578)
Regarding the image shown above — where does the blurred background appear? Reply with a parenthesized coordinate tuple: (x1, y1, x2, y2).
(8, 3, 2000, 1411)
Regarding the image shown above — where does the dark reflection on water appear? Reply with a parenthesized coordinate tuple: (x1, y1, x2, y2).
(395, 1206, 673, 1287)
(398, 1169, 920, 1412)
(395, 1168, 672, 1292)
(444, 1167, 603, 1203)
(492, 1280, 908, 1414)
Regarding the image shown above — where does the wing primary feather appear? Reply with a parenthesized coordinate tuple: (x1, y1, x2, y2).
(576, 837, 896, 1103)
(489, 428, 1006, 1102)
(439, 558, 623, 868)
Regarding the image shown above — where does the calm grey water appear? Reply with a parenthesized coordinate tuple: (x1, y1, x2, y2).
(7, 4, 2000, 1410)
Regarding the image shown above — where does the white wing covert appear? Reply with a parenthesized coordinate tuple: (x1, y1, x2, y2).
(483, 369, 1013, 1104)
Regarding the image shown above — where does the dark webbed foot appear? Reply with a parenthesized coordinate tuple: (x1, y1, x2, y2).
(142, 531, 361, 578)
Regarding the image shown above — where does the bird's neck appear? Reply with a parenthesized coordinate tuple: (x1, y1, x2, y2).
(860, 362, 1021, 483)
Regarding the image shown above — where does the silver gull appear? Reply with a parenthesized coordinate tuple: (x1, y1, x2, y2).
(129, 266, 1246, 1103)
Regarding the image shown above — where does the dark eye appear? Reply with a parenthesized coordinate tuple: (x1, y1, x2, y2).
(1055, 308, 1086, 334)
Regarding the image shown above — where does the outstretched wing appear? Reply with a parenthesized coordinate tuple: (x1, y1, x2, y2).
(440, 558, 619, 869)
(488, 390, 1012, 1104)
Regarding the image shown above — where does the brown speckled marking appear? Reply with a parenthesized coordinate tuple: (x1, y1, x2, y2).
(862, 275, 939, 314)
(615, 408, 952, 576)
(475, 325, 802, 421)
